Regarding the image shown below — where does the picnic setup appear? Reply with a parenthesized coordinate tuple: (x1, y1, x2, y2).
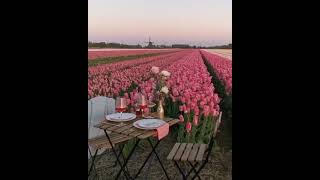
(88, 66, 228, 180)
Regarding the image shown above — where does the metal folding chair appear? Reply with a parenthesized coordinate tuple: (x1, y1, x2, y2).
(167, 112, 222, 180)
(88, 133, 132, 179)
(88, 96, 130, 178)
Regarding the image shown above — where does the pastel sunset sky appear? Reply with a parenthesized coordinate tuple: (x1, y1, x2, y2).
(88, 0, 232, 46)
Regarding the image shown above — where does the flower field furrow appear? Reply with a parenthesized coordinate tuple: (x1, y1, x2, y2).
(201, 50, 232, 94)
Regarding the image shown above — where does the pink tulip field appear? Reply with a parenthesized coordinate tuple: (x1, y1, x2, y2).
(88, 50, 192, 99)
(88, 49, 178, 60)
(201, 50, 232, 94)
(88, 49, 232, 143)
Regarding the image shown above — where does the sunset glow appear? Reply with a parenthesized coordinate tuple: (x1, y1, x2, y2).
(89, 0, 232, 46)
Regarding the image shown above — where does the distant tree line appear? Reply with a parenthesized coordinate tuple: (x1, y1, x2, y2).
(88, 41, 232, 49)
(88, 42, 143, 48)
(205, 43, 232, 49)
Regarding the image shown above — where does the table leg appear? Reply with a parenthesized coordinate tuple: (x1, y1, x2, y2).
(134, 139, 161, 179)
(104, 130, 131, 180)
(114, 138, 140, 180)
(147, 138, 170, 180)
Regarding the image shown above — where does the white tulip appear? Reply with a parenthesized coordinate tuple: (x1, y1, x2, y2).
(151, 66, 160, 74)
(160, 86, 169, 94)
(160, 70, 171, 77)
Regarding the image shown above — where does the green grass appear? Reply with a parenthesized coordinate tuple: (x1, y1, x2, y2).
(88, 51, 177, 67)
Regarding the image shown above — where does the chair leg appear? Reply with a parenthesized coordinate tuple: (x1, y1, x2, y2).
(174, 161, 187, 180)
(88, 149, 98, 177)
(187, 162, 201, 180)
(184, 162, 200, 179)
(190, 160, 208, 180)
(119, 144, 131, 177)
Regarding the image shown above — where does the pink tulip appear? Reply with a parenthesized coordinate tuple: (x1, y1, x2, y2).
(194, 108, 200, 116)
(179, 105, 184, 112)
(200, 101, 205, 107)
(186, 106, 191, 114)
(179, 114, 184, 123)
(193, 115, 199, 126)
(151, 66, 160, 74)
(186, 122, 192, 133)
(213, 109, 219, 116)
(173, 89, 179, 97)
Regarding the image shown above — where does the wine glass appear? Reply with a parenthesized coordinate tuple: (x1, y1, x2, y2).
(138, 94, 147, 118)
(115, 97, 127, 125)
(147, 100, 156, 118)
(134, 103, 142, 116)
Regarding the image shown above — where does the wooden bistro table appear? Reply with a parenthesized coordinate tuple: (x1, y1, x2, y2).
(94, 113, 179, 180)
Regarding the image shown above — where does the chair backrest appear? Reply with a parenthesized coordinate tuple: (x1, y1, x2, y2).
(204, 111, 222, 161)
(213, 111, 222, 138)
(88, 96, 115, 139)
(208, 111, 222, 148)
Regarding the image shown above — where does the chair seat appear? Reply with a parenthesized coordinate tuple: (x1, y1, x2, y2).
(167, 143, 208, 162)
(88, 133, 131, 151)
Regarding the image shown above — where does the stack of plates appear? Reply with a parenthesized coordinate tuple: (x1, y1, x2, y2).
(133, 119, 166, 130)
(106, 113, 136, 122)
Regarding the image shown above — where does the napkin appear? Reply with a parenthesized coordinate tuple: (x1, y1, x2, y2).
(156, 122, 169, 140)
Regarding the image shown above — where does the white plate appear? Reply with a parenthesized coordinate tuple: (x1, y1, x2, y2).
(106, 113, 136, 122)
(133, 121, 155, 130)
(133, 119, 166, 129)
(144, 116, 156, 119)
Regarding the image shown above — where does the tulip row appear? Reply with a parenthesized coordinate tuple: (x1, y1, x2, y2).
(164, 50, 221, 143)
(88, 49, 177, 60)
(200, 50, 232, 94)
(88, 52, 180, 77)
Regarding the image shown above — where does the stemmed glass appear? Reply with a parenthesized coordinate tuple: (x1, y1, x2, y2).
(115, 97, 127, 125)
(147, 100, 156, 118)
(138, 94, 147, 118)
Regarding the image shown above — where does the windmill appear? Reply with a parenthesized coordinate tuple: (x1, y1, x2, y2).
(145, 37, 154, 48)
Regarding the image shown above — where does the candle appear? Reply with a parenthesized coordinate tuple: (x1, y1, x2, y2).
(120, 98, 126, 108)
(141, 95, 146, 106)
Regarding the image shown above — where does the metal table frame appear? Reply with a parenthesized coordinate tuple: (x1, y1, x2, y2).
(96, 116, 179, 180)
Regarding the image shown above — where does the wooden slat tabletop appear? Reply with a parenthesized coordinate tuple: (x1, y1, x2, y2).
(94, 113, 179, 144)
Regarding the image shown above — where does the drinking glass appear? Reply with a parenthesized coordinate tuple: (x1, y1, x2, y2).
(115, 97, 127, 125)
(147, 100, 156, 117)
(138, 94, 147, 118)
